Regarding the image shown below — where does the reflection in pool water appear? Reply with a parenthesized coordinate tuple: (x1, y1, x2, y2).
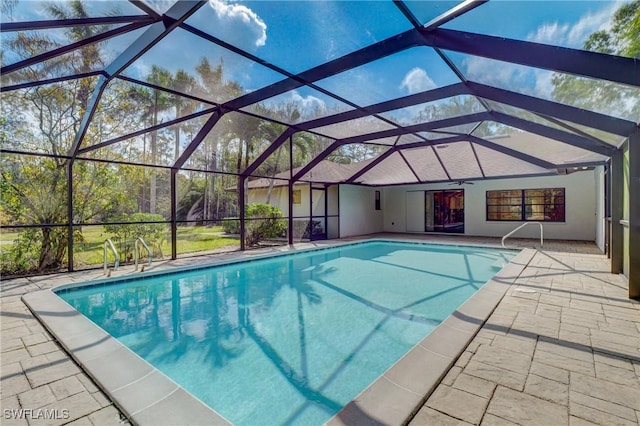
(60, 241, 513, 425)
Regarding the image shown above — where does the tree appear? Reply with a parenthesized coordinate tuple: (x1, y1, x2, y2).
(551, 1, 640, 121)
(145, 66, 174, 214)
(170, 70, 199, 161)
(193, 58, 243, 221)
(0, 1, 141, 273)
(414, 95, 484, 124)
(584, 1, 640, 57)
(243, 203, 286, 247)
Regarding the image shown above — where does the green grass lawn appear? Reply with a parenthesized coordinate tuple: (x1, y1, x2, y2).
(1, 225, 240, 268)
(0, 230, 20, 247)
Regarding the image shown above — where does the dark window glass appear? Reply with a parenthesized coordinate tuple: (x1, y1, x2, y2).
(486, 188, 565, 222)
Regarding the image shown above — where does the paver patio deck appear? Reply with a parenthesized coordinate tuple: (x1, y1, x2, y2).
(1, 234, 638, 425)
(410, 245, 640, 426)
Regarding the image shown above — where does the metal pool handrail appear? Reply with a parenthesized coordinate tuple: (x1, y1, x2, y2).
(103, 239, 120, 274)
(134, 237, 152, 271)
(502, 222, 543, 248)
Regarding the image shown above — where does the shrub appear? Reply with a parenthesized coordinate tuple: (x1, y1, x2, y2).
(0, 228, 41, 275)
(244, 204, 286, 246)
(0, 227, 80, 275)
(103, 213, 166, 261)
(292, 220, 324, 240)
(221, 218, 240, 234)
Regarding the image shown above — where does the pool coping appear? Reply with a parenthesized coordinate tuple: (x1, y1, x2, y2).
(22, 288, 233, 425)
(327, 247, 536, 426)
(21, 239, 534, 426)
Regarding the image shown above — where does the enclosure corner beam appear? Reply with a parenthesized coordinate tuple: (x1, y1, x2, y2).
(288, 136, 294, 245)
(628, 129, 639, 299)
(67, 160, 74, 272)
(240, 177, 246, 251)
(171, 168, 177, 260)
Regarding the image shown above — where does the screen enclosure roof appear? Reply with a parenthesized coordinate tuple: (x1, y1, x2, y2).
(2, 0, 638, 186)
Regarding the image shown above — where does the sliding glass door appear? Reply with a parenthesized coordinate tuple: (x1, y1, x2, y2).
(425, 190, 465, 233)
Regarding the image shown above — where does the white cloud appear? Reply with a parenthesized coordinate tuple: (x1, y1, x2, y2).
(400, 68, 436, 95)
(461, 56, 555, 101)
(526, 2, 621, 48)
(131, 61, 152, 80)
(290, 91, 326, 113)
(463, 56, 534, 93)
(533, 70, 555, 99)
(208, 0, 267, 48)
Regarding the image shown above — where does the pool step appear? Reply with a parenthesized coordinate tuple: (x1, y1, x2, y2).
(491, 261, 506, 270)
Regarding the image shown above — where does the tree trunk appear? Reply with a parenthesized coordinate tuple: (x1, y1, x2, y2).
(174, 115, 180, 161)
(150, 132, 157, 214)
(141, 133, 147, 212)
(265, 147, 283, 204)
(38, 227, 64, 271)
(209, 149, 217, 222)
(236, 139, 245, 205)
(150, 93, 158, 214)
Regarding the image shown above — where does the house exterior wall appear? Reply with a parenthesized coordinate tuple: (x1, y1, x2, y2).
(339, 185, 383, 237)
(382, 171, 599, 241)
(247, 184, 321, 217)
(248, 184, 341, 238)
(248, 186, 291, 215)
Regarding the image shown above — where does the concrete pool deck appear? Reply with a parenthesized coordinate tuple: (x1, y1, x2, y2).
(1, 234, 638, 425)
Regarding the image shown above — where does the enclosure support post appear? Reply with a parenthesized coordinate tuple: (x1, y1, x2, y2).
(610, 149, 623, 274)
(67, 160, 74, 272)
(240, 176, 246, 251)
(324, 184, 329, 239)
(308, 182, 313, 239)
(288, 181, 294, 245)
(628, 130, 639, 299)
(288, 136, 294, 245)
(171, 168, 177, 260)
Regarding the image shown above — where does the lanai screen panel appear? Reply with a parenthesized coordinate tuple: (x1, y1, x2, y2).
(403, 1, 468, 24)
(298, 144, 391, 183)
(241, 86, 354, 124)
(472, 143, 552, 178)
(183, 0, 412, 74)
(78, 113, 216, 166)
(553, 119, 627, 147)
(313, 116, 398, 141)
(444, 50, 640, 122)
(315, 46, 462, 107)
(81, 78, 217, 151)
(2, 0, 639, 278)
(380, 95, 486, 127)
(433, 142, 484, 180)
(401, 147, 450, 182)
(119, 27, 288, 104)
(441, 0, 637, 58)
(354, 152, 420, 185)
(2, 23, 138, 67)
(1, 27, 149, 87)
(2, 77, 100, 156)
(473, 123, 608, 166)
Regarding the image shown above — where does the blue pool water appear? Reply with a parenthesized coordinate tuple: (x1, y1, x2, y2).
(59, 241, 514, 425)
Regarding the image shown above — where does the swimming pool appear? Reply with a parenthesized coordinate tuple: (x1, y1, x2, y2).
(54, 240, 515, 425)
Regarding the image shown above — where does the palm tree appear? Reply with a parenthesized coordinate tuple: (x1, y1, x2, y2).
(1, 0, 113, 271)
(170, 70, 199, 161)
(145, 66, 173, 214)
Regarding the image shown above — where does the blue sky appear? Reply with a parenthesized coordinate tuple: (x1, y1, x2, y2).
(4, 1, 629, 116)
(181, 0, 627, 115)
